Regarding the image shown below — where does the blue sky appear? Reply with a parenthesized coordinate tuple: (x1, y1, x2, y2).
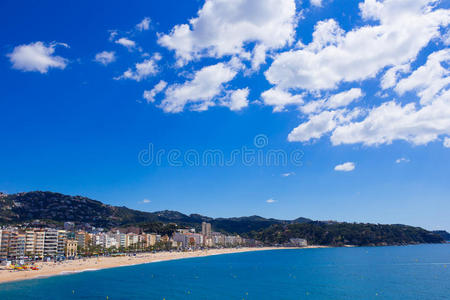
(1, 0, 449, 230)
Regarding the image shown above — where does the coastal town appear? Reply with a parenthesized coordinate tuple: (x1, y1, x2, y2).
(0, 221, 311, 284)
(0, 221, 307, 263)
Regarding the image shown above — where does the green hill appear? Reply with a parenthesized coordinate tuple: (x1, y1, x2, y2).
(246, 222, 444, 246)
(0, 191, 444, 246)
(0, 191, 306, 233)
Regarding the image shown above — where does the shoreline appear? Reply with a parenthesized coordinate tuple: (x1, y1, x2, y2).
(0, 246, 327, 284)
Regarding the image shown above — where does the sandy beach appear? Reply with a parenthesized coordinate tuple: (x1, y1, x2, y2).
(0, 246, 326, 284)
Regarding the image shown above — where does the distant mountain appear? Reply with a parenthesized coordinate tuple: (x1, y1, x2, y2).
(0, 191, 159, 228)
(433, 230, 450, 241)
(212, 216, 294, 234)
(0, 191, 444, 246)
(0, 191, 309, 233)
(246, 221, 444, 246)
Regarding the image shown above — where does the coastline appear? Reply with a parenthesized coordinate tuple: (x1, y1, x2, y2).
(0, 246, 327, 284)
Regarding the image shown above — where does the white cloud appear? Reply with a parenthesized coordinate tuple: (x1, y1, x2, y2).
(443, 30, 450, 45)
(444, 137, 450, 148)
(395, 49, 450, 105)
(326, 88, 363, 109)
(265, 0, 449, 91)
(293, 54, 450, 146)
(8, 41, 68, 73)
(289, 52, 450, 149)
(129, 0, 449, 150)
(281, 172, 295, 177)
(307, 19, 344, 52)
(288, 111, 342, 142)
(251, 44, 267, 71)
(158, 0, 298, 65)
(331, 90, 450, 146)
(266, 198, 276, 203)
(301, 88, 363, 114)
(380, 64, 410, 90)
(310, 0, 322, 7)
(115, 54, 161, 81)
(143, 80, 168, 103)
(221, 88, 249, 111)
(261, 88, 303, 112)
(136, 17, 151, 31)
(159, 62, 238, 112)
(288, 109, 361, 142)
(359, 0, 384, 20)
(258, 0, 450, 149)
(141, 199, 151, 203)
(300, 99, 325, 115)
(115, 37, 136, 50)
(334, 162, 355, 172)
(109, 30, 118, 41)
(395, 157, 410, 163)
(94, 51, 116, 65)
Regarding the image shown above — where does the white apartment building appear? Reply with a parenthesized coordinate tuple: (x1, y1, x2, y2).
(0, 230, 15, 258)
(145, 233, 157, 247)
(105, 233, 119, 248)
(0, 229, 67, 259)
(173, 232, 203, 248)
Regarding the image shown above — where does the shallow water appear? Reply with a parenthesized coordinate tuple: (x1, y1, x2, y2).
(0, 244, 449, 299)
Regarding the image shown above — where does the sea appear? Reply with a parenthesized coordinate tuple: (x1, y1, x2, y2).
(0, 244, 449, 299)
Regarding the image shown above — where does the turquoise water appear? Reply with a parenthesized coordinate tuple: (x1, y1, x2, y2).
(0, 244, 449, 299)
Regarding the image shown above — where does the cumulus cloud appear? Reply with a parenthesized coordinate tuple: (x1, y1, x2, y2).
(307, 19, 344, 52)
(130, 0, 450, 150)
(251, 44, 267, 71)
(380, 64, 410, 90)
(288, 109, 361, 142)
(159, 62, 238, 112)
(136, 17, 151, 31)
(326, 88, 363, 109)
(301, 88, 363, 114)
(265, 0, 449, 91)
(266, 198, 276, 203)
(359, 0, 384, 20)
(158, 0, 298, 65)
(334, 162, 355, 172)
(115, 54, 161, 81)
(140, 199, 151, 204)
(325, 88, 364, 108)
(395, 49, 450, 105)
(291, 48, 450, 147)
(261, 88, 304, 112)
(94, 51, 116, 65)
(259, 0, 450, 149)
(7, 41, 68, 73)
(143, 80, 168, 103)
(115, 37, 136, 50)
(288, 111, 343, 142)
(220, 88, 250, 111)
(331, 90, 450, 146)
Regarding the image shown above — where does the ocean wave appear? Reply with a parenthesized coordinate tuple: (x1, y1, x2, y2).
(59, 268, 99, 275)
